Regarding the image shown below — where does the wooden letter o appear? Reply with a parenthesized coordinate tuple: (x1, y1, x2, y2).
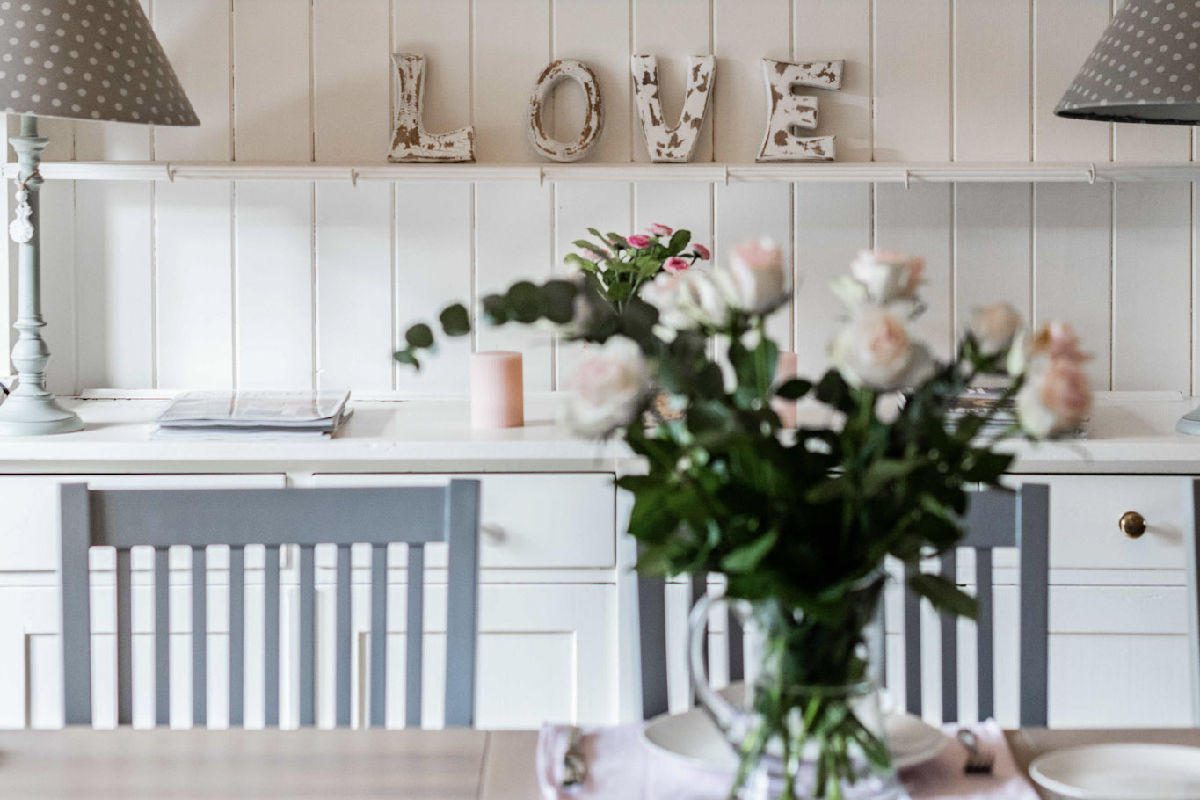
(527, 59, 604, 162)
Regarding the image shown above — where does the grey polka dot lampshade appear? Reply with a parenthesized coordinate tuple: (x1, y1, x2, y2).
(1056, 0, 1200, 124)
(0, 0, 197, 126)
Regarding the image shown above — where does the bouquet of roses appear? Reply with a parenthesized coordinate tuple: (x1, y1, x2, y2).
(395, 238, 1091, 799)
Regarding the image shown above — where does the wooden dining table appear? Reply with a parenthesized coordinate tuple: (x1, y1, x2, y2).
(0, 727, 1197, 798)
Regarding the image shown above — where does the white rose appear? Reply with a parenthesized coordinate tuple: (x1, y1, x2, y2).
(641, 269, 729, 332)
(721, 237, 790, 313)
(969, 302, 1023, 356)
(564, 338, 650, 437)
(849, 250, 924, 304)
(640, 271, 696, 332)
(1016, 356, 1092, 438)
(830, 307, 931, 390)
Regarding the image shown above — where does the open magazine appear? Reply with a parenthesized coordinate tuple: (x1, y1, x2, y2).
(154, 390, 352, 439)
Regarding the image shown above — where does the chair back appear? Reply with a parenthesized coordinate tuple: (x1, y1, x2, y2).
(638, 572, 743, 719)
(902, 484, 1050, 725)
(60, 481, 481, 728)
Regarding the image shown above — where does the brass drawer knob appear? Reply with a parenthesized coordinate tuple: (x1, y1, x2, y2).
(1119, 511, 1147, 539)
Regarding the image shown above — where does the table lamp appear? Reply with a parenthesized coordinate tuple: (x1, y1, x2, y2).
(0, 0, 198, 435)
(1055, 0, 1200, 434)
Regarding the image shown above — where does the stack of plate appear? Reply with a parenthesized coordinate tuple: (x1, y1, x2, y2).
(1029, 744, 1200, 799)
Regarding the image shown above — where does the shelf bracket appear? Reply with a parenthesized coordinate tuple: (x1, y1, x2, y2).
(350, 169, 360, 188)
(723, 164, 730, 185)
(538, 166, 545, 187)
(903, 169, 911, 190)
(165, 164, 176, 183)
(1087, 162, 1097, 185)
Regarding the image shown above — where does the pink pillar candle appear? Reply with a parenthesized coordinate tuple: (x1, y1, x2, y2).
(470, 351, 524, 429)
(773, 351, 799, 428)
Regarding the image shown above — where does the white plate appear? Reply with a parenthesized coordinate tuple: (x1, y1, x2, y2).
(1030, 744, 1200, 800)
(641, 704, 945, 773)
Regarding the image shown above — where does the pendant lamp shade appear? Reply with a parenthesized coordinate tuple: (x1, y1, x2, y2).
(1056, 0, 1200, 124)
(0, 0, 198, 126)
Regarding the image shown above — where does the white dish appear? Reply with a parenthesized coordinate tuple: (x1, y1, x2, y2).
(641, 703, 946, 773)
(1029, 743, 1200, 800)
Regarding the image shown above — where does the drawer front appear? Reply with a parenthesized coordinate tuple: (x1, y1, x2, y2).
(1015, 475, 1192, 573)
(0, 474, 287, 572)
(312, 473, 616, 570)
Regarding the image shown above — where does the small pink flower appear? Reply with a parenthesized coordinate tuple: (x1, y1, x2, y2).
(647, 223, 674, 236)
(663, 256, 690, 273)
(627, 234, 653, 249)
(584, 249, 607, 262)
(692, 243, 711, 260)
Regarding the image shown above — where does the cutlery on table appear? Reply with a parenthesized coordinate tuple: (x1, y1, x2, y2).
(561, 725, 588, 789)
(956, 728, 994, 775)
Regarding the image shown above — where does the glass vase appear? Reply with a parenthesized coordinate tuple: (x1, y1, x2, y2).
(688, 585, 902, 800)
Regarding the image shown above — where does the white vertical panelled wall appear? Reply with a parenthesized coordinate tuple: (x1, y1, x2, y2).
(5, 0, 1199, 396)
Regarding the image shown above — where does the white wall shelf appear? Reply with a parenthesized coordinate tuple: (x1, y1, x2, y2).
(7, 160, 1200, 185)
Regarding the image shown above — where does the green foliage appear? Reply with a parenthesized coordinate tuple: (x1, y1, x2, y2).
(561, 226, 711, 311)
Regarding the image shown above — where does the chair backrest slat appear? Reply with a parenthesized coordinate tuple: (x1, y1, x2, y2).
(903, 484, 1050, 725)
(406, 545, 425, 727)
(939, 551, 958, 723)
(903, 562, 923, 716)
(116, 548, 133, 727)
(443, 480, 480, 728)
(975, 548, 994, 720)
(1017, 483, 1050, 726)
(60, 482, 481, 730)
(369, 543, 388, 728)
(263, 545, 280, 728)
(192, 547, 207, 727)
(60, 484, 93, 726)
(154, 547, 170, 727)
(228, 545, 245, 727)
(335, 544, 352, 728)
(299, 544, 316, 728)
(637, 574, 669, 719)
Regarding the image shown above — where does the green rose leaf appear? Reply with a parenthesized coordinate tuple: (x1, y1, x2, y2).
(667, 229, 691, 255)
(721, 529, 778, 573)
(393, 349, 419, 369)
(438, 304, 471, 337)
(908, 572, 978, 619)
(481, 293, 509, 325)
(776, 379, 813, 400)
(404, 323, 434, 349)
(541, 279, 579, 324)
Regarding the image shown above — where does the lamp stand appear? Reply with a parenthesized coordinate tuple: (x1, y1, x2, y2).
(0, 115, 82, 435)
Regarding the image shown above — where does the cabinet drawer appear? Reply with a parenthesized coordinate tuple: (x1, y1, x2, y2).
(312, 473, 616, 570)
(0, 474, 287, 572)
(1016, 475, 1192, 573)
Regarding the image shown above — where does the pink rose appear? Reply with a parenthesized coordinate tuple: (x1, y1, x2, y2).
(724, 237, 788, 313)
(969, 302, 1022, 356)
(1010, 321, 1088, 376)
(849, 250, 924, 304)
(663, 256, 690, 273)
(627, 234, 653, 249)
(647, 223, 673, 236)
(830, 307, 932, 390)
(692, 243, 711, 260)
(1017, 357, 1092, 437)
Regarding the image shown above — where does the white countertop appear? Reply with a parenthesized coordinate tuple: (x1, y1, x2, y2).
(0, 391, 1195, 475)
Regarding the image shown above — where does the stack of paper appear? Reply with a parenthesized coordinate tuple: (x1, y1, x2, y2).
(154, 390, 352, 439)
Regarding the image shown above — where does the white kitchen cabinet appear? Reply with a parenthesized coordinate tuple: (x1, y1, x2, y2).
(0, 395, 1197, 731)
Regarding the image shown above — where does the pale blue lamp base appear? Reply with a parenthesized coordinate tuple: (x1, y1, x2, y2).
(0, 391, 82, 435)
(0, 115, 84, 436)
(1176, 406, 1200, 436)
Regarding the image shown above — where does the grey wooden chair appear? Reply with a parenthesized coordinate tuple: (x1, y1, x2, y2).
(59, 481, 481, 729)
(638, 572, 744, 719)
(902, 483, 1051, 726)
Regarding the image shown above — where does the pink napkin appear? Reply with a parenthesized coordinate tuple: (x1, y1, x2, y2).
(537, 719, 1039, 800)
(536, 722, 732, 800)
(900, 720, 1039, 800)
